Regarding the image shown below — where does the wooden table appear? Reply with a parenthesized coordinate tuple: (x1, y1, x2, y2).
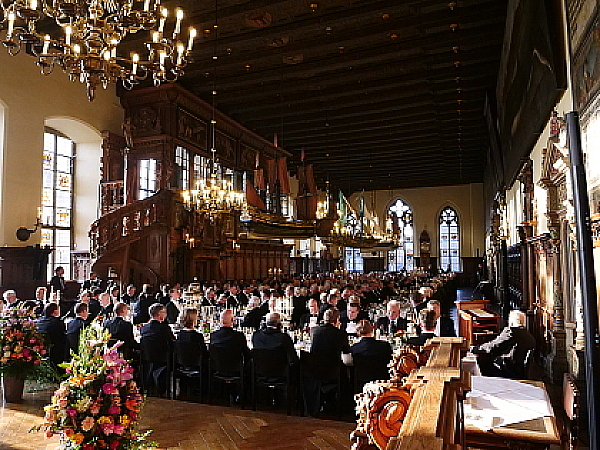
(464, 378, 561, 449)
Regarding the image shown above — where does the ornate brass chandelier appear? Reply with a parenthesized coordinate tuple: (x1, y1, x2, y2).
(1, 0, 196, 100)
(182, 148, 246, 221)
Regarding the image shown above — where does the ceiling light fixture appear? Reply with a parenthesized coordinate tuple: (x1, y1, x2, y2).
(1, 0, 196, 100)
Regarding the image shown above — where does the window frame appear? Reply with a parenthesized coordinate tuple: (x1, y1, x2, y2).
(439, 206, 461, 272)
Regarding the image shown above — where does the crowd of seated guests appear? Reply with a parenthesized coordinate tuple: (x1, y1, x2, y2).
(0, 269, 469, 415)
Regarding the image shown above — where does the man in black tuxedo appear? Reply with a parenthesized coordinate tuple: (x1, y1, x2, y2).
(252, 312, 299, 365)
(310, 308, 350, 362)
(471, 310, 536, 379)
(340, 302, 369, 336)
(241, 293, 270, 330)
(66, 302, 89, 354)
(210, 309, 251, 360)
(82, 272, 103, 292)
(427, 299, 456, 337)
(121, 285, 137, 305)
(140, 303, 175, 395)
(37, 302, 68, 366)
(299, 298, 320, 329)
(103, 302, 138, 358)
(291, 286, 308, 328)
(376, 300, 407, 335)
(317, 291, 341, 322)
(49, 266, 66, 294)
(133, 284, 154, 324)
(98, 292, 114, 319)
(350, 320, 392, 388)
(406, 309, 437, 346)
(229, 285, 248, 307)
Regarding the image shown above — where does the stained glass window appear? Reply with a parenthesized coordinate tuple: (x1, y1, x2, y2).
(439, 206, 460, 272)
(42, 129, 74, 280)
(387, 199, 414, 271)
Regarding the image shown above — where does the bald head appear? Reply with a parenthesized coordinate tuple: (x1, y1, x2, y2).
(220, 309, 235, 327)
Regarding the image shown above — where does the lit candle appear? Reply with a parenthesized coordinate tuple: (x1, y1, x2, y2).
(111, 47, 116, 58)
(143, 0, 150, 10)
(73, 44, 80, 55)
(30, 0, 37, 9)
(42, 34, 50, 54)
(132, 53, 139, 74)
(7, 12, 15, 37)
(187, 27, 196, 51)
(159, 51, 166, 69)
(173, 8, 183, 37)
(103, 50, 110, 61)
(158, 8, 167, 34)
(65, 26, 72, 47)
(176, 43, 184, 65)
(152, 31, 159, 43)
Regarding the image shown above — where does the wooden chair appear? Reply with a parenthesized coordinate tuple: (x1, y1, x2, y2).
(139, 337, 172, 398)
(563, 373, 580, 450)
(299, 350, 343, 418)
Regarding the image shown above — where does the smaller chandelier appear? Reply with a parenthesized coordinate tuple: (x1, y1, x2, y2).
(1, 0, 196, 100)
(182, 172, 246, 221)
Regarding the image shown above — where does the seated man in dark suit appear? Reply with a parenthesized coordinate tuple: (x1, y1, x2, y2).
(241, 294, 269, 330)
(210, 309, 251, 362)
(82, 271, 103, 292)
(471, 310, 536, 379)
(340, 301, 369, 336)
(140, 303, 175, 395)
(406, 309, 437, 346)
(376, 300, 407, 335)
(121, 285, 137, 305)
(98, 292, 114, 320)
(252, 312, 299, 365)
(299, 298, 320, 329)
(427, 299, 456, 337)
(310, 308, 350, 363)
(350, 320, 392, 389)
(103, 302, 139, 358)
(133, 284, 154, 324)
(317, 291, 341, 323)
(66, 302, 89, 354)
(37, 302, 68, 367)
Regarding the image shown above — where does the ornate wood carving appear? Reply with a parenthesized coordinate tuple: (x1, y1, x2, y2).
(177, 109, 208, 151)
(351, 338, 468, 450)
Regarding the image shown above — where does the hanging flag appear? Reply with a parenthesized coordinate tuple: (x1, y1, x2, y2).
(300, 148, 305, 162)
(297, 165, 306, 193)
(267, 159, 278, 186)
(277, 157, 291, 194)
(254, 168, 266, 191)
(246, 181, 267, 210)
(305, 164, 317, 194)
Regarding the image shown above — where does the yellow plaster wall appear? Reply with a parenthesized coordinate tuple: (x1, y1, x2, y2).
(0, 49, 123, 249)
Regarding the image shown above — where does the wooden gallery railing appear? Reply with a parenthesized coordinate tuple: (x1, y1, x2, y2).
(90, 190, 175, 260)
(351, 337, 470, 450)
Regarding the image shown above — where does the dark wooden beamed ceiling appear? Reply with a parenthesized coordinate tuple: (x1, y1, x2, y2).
(169, 0, 508, 194)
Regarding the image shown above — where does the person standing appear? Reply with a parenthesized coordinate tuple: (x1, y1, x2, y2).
(49, 266, 66, 294)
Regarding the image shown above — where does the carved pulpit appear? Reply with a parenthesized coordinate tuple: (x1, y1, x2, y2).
(351, 337, 469, 450)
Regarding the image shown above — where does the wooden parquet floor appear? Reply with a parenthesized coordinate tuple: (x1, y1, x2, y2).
(1, 388, 354, 450)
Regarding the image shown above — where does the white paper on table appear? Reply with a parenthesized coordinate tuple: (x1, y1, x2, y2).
(309, 316, 318, 327)
(346, 321, 357, 335)
(464, 376, 552, 430)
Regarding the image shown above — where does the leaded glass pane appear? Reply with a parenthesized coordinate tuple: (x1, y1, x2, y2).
(56, 155, 71, 173)
(55, 208, 71, 227)
(387, 199, 414, 271)
(439, 206, 460, 271)
(56, 135, 73, 156)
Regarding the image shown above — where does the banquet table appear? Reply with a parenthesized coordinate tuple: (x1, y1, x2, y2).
(464, 376, 561, 449)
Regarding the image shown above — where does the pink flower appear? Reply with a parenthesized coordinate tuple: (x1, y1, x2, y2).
(101, 423, 115, 435)
(102, 383, 117, 395)
(110, 440, 121, 449)
(108, 406, 120, 415)
(83, 444, 95, 450)
(113, 425, 125, 435)
(34, 359, 41, 366)
(67, 408, 77, 417)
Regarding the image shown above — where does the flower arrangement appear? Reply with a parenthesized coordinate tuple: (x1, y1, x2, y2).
(0, 307, 50, 379)
(34, 324, 157, 450)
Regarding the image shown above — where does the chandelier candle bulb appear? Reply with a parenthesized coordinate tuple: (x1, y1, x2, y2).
(30, 0, 37, 9)
(158, 8, 167, 34)
(159, 51, 166, 69)
(143, 0, 150, 11)
(42, 34, 50, 54)
(174, 9, 183, 37)
(73, 44, 80, 55)
(132, 53, 139, 74)
(7, 12, 15, 37)
(176, 44, 184, 65)
(65, 26, 71, 47)
(187, 27, 196, 51)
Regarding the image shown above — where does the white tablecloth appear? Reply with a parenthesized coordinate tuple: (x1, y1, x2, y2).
(464, 376, 553, 431)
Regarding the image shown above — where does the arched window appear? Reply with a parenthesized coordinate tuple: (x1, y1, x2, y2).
(439, 206, 460, 272)
(344, 213, 363, 272)
(387, 199, 414, 271)
(41, 128, 75, 279)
